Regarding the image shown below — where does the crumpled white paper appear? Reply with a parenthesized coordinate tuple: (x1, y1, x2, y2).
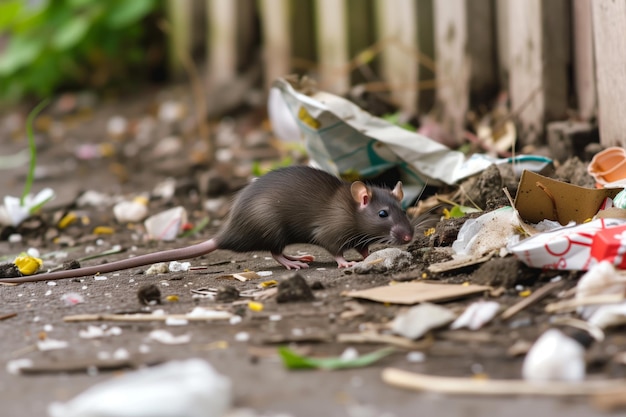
(48, 358, 231, 417)
(521, 329, 585, 382)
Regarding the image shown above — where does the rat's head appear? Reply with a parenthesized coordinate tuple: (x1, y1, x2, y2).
(350, 180, 414, 246)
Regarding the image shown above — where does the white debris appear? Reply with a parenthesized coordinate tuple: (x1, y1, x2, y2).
(234, 332, 250, 342)
(79, 325, 122, 339)
(6, 358, 33, 375)
(340, 347, 359, 361)
(48, 359, 231, 417)
(165, 317, 189, 326)
(113, 200, 149, 223)
(113, 348, 130, 360)
(576, 261, 626, 319)
(450, 301, 500, 330)
(144, 206, 188, 241)
(453, 207, 521, 257)
(229, 315, 242, 325)
(94, 275, 107, 281)
(106, 115, 128, 138)
(37, 338, 68, 351)
(187, 307, 233, 320)
(145, 263, 169, 275)
(61, 292, 85, 306)
(0, 188, 55, 226)
(522, 329, 585, 382)
(391, 303, 456, 340)
(587, 302, 626, 329)
(169, 261, 191, 272)
(406, 351, 426, 363)
(148, 330, 191, 345)
(351, 248, 413, 274)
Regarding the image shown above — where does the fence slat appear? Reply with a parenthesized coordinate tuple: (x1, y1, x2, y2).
(259, 0, 291, 89)
(434, 0, 495, 143)
(508, 0, 569, 146)
(206, 0, 237, 85)
(315, 0, 350, 94)
(166, 0, 193, 79)
(434, 0, 469, 143)
(572, 0, 596, 121)
(592, 0, 626, 146)
(375, 0, 418, 114)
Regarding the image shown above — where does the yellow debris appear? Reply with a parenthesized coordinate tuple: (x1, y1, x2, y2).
(165, 295, 180, 302)
(14, 254, 43, 275)
(93, 226, 114, 235)
(248, 301, 264, 312)
(58, 212, 77, 229)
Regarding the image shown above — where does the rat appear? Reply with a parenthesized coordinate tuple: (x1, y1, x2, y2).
(2, 166, 414, 283)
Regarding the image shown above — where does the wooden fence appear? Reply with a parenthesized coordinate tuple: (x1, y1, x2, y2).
(165, 0, 624, 148)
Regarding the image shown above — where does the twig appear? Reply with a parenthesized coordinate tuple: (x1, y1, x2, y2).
(382, 368, 626, 396)
(337, 332, 433, 350)
(0, 312, 17, 321)
(545, 293, 626, 313)
(63, 312, 232, 322)
(501, 281, 564, 320)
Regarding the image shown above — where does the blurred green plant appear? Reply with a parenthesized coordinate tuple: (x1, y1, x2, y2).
(0, 0, 159, 101)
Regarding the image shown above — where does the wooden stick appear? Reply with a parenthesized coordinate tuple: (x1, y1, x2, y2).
(545, 294, 626, 313)
(337, 332, 433, 350)
(501, 281, 563, 320)
(382, 368, 626, 396)
(0, 312, 17, 321)
(64, 312, 232, 323)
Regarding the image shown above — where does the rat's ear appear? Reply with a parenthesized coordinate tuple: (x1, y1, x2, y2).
(391, 181, 404, 202)
(351, 181, 372, 208)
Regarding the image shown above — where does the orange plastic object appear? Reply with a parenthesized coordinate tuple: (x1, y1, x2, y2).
(588, 147, 626, 184)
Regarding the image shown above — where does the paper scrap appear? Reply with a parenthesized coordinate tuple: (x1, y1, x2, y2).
(344, 282, 490, 305)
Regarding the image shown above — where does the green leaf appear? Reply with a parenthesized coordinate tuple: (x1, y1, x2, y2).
(21, 99, 50, 206)
(0, 35, 45, 75)
(52, 16, 89, 50)
(0, 1, 22, 30)
(106, 0, 154, 28)
(278, 346, 395, 370)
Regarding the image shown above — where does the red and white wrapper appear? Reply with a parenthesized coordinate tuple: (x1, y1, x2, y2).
(511, 218, 626, 270)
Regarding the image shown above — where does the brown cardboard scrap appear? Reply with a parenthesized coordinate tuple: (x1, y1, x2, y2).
(514, 171, 622, 225)
(343, 282, 490, 305)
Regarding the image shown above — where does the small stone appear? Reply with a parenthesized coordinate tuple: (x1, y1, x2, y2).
(276, 273, 315, 303)
(0, 263, 21, 278)
(352, 248, 413, 274)
(137, 284, 161, 305)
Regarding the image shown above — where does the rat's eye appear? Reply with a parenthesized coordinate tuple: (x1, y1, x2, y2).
(378, 210, 389, 218)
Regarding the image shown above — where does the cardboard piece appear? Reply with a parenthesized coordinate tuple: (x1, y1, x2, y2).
(343, 282, 490, 305)
(514, 171, 622, 225)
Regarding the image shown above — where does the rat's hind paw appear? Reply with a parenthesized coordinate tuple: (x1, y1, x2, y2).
(334, 256, 357, 268)
(272, 253, 311, 270)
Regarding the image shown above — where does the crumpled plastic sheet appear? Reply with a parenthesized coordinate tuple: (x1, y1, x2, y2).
(269, 77, 551, 206)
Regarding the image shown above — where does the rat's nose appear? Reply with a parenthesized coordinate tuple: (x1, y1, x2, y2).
(402, 233, 413, 242)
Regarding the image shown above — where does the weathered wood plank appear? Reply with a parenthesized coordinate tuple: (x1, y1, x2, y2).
(375, 0, 419, 113)
(315, 0, 350, 93)
(591, 0, 626, 146)
(508, 0, 569, 146)
(165, 0, 193, 79)
(495, 0, 510, 86)
(434, 0, 469, 143)
(434, 0, 496, 143)
(572, 0, 596, 121)
(259, 0, 292, 89)
(206, 0, 237, 85)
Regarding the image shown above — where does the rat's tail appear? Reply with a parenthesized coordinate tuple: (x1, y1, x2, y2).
(0, 239, 219, 283)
